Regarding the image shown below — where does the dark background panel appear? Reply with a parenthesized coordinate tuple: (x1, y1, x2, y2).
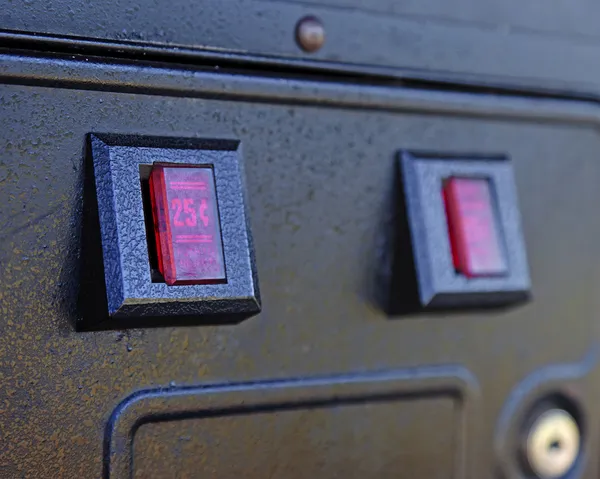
(132, 398, 456, 479)
(1, 82, 600, 477)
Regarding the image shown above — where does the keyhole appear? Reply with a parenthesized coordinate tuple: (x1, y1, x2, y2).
(548, 438, 562, 453)
(524, 408, 580, 478)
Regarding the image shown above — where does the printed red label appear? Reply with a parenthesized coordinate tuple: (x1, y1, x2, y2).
(149, 165, 226, 285)
(443, 177, 507, 278)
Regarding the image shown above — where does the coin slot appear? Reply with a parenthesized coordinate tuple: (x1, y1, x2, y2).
(139, 164, 164, 283)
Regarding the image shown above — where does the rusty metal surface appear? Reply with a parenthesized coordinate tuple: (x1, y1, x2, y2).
(2, 53, 600, 477)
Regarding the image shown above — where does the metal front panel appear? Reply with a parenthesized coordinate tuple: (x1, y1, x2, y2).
(6, 0, 600, 93)
(2, 58, 600, 477)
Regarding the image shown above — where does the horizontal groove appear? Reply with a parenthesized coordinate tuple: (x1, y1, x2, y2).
(0, 30, 371, 82)
(1, 29, 599, 105)
(0, 50, 598, 130)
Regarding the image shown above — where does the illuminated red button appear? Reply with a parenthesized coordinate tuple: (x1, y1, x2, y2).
(443, 177, 507, 278)
(149, 164, 226, 285)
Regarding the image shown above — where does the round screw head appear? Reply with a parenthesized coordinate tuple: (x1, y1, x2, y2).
(296, 16, 325, 53)
(524, 409, 580, 478)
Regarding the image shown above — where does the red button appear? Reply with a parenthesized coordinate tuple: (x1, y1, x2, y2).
(149, 164, 226, 285)
(443, 177, 507, 278)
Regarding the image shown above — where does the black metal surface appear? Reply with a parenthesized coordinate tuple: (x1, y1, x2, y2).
(2, 3, 600, 478)
(6, 0, 600, 95)
(2, 61, 600, 476)
(86, 134, 260, 327)
(107, 366, 477, 478)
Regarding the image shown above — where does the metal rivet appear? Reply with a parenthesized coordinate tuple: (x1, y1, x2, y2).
(296, 16, 325, 53)
(524, 409, 580, 478)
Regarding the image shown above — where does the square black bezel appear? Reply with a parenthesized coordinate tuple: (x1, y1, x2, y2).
(85, 134, 260, 327)
(394, 151, 531, 312)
